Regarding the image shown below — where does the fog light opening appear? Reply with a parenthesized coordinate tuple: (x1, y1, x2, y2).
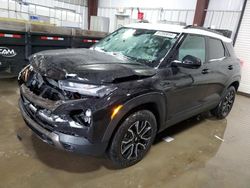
(70, 109, 92, 127)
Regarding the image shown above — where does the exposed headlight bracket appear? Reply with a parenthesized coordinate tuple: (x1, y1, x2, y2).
(58, 80, 115, 97)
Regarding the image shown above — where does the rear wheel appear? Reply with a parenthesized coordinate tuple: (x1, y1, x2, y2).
(108, 110, 157, 168)
(211, 86, 236, 119)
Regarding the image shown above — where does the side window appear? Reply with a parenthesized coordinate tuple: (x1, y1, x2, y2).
(208, 38, 225, 61)
(177, 35, 206, 62)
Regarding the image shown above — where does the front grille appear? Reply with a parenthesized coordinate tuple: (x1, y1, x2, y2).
(21, 97, 85, 137)
(26, 71, 66, 101)
(21, 96, 55, 132)
(21, 94, 91, 140)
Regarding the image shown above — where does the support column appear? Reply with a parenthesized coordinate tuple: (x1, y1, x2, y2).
(193, 0, 210, 26)
(88, 0, 98, 29)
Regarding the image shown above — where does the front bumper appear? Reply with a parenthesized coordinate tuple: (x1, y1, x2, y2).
(19, 97, 108, 156)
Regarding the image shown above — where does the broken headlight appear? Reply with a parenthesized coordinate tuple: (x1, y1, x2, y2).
(58, 80, 115, 97)
(18, 64, 33, 82)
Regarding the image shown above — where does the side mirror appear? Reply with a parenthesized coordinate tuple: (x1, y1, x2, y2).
(171, 55, 202, 69)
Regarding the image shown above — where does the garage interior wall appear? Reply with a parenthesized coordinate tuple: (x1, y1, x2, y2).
(98, 0, 197, 32)
(204, 0, 245, 39)
(234, 0, 250, 94)
(98, 0, 245, 36)
(0, 0, 88, 29)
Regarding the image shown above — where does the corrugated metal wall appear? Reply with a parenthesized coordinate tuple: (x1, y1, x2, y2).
(234, 0, 250, 94)
(98, 7, 195, 32)
(98, 0, 197, 9)
(204, 0, 244, 39)
(98, 0, 245, 39)
(204, 10, 241, 39)
(97, 6, 241, 37)
(97, 7, 116, 32)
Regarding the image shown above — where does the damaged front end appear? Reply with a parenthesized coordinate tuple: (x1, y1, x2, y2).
(18, 65, 113, 154)
(17, 48, 156, 155)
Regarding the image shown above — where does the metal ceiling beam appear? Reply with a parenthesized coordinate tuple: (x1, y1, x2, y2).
(193, 0, 210, 26)
(88, 0, 98, 29)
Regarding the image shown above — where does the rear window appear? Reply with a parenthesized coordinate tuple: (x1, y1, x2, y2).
(208, 38, 225, 60)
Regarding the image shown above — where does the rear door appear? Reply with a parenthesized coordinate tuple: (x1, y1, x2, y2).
(203, 37, 232, 104)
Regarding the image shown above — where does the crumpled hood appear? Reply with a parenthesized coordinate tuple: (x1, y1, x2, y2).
(30, 48, 156, 84)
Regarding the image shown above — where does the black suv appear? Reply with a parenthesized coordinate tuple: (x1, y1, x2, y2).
(18, 24, 241, 167)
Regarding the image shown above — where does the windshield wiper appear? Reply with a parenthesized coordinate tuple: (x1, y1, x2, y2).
(125, 55, 153, 65)
(93, 49, 148, 66)
(106, 52, 143, 65)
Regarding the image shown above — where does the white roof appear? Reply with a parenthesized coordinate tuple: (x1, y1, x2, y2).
(126, 23, 232, 43)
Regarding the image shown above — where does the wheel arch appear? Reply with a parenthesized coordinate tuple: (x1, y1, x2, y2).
(228, 80, 240, 91)
(102, 92, 166, 145)
(224, 75, 240, 95)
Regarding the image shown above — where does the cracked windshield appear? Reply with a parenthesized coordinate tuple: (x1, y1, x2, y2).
(93, 27, 179, 67)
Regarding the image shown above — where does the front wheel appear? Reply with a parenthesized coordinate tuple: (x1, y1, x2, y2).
(108, 110, 157, 168)
(211, 86, 236, 119)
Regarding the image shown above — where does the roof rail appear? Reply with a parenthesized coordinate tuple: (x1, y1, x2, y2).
(184, 25, 193, 29)
(184, 25, 227, 37)
(158, 20, 186, 26)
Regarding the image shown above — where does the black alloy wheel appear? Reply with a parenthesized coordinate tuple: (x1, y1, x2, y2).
(211, 86, 236, 119)
(120, 120, 152, 160)
(108, 110, 157, 168)
(221, 89, 235, 117)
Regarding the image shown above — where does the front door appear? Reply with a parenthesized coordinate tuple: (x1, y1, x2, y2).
(161, 34, 209, 123)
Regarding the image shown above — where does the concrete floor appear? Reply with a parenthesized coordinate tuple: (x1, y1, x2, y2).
(0, 78, 250, 188)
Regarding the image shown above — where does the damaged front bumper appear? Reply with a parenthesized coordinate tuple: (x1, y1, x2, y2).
(19, 84, 109, 156)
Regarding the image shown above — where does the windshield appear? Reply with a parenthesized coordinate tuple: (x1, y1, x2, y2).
(93, 27, 179, 67)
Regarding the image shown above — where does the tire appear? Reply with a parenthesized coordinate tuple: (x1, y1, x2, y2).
(211, 86, 236, 119)
(108, 110, 157, 168)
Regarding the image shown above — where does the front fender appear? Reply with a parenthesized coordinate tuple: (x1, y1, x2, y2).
(101, 92, 166, 143)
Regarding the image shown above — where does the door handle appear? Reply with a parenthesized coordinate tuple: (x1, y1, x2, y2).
(228, 65, 233, 70)
(202, 69, 211, 74)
